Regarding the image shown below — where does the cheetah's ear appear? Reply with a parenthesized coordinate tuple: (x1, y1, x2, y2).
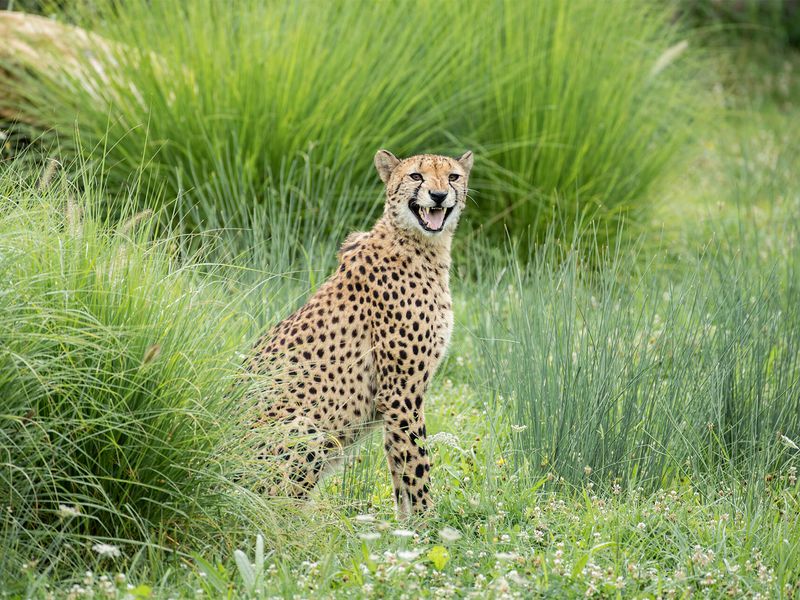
(456, 151, 474, 174)
(374, 149, 400, 184)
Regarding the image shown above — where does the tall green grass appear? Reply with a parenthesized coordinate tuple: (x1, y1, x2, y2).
(1, 0, 700, 247)
(0, 164, 328, 588)
(463, 216, 800, 492)
(468, 2, 698, 243)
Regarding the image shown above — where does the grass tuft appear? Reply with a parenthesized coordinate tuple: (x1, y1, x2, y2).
(463, 218, 800, 492)
(0, 162, 326, 586)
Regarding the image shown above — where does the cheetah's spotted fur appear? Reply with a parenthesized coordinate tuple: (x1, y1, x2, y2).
(247, 149, 473, 517)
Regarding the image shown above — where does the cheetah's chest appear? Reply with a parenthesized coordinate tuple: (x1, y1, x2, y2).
(427, 285, 453, 359)
(374, 265, 453, 372)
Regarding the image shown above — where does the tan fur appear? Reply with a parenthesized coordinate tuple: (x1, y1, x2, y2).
(246, 150, 473, 517)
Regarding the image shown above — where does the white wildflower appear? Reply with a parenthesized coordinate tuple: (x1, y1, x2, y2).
(358, 532, 381, 542)
(354, 514, 376, 523)
(426, 432, 462, 450)
(691, 545, 714, 567)
(58, 504, 82, 518)
(392, 529, 415, 539)
(92, 543, 122, 558)
(495, 551, 519, 561)
(397, 550, 420, 561)
(439, 527, 461, 543)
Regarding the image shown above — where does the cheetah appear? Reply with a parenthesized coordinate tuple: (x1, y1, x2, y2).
(246, 149, 473, 517)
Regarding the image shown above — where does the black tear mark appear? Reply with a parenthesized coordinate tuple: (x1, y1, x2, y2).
(412, 182, 423, 202)
(448, 181, 459, 200)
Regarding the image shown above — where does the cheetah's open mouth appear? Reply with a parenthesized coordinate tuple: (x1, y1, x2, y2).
(409, 201, 454, 233)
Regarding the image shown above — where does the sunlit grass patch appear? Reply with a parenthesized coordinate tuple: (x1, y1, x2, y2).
(0, 0, 702, 249)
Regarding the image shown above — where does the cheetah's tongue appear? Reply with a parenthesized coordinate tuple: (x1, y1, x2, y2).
(421, 207, 446, 231)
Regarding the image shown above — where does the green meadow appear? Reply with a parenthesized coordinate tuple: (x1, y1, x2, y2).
(1, 1, 799, 597)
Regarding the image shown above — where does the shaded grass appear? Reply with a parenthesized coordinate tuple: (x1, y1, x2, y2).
(678, 0, 800, 49)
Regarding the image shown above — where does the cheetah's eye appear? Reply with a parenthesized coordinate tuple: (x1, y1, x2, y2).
(409, 173, 423, 182)
(448, 173, 460, 182)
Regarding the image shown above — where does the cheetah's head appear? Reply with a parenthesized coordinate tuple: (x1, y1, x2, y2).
(374, 150, 473, 238)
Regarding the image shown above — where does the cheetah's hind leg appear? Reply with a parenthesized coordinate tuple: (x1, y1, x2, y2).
(253, 416, 343, 498)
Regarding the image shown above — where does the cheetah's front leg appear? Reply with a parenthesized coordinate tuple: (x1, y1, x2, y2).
(378, 388, 432, 519)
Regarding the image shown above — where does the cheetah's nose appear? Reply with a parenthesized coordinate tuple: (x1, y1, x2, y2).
(429, 191, 448, 205)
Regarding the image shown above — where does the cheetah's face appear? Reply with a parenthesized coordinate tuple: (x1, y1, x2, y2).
(374, 150, 473, 237)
